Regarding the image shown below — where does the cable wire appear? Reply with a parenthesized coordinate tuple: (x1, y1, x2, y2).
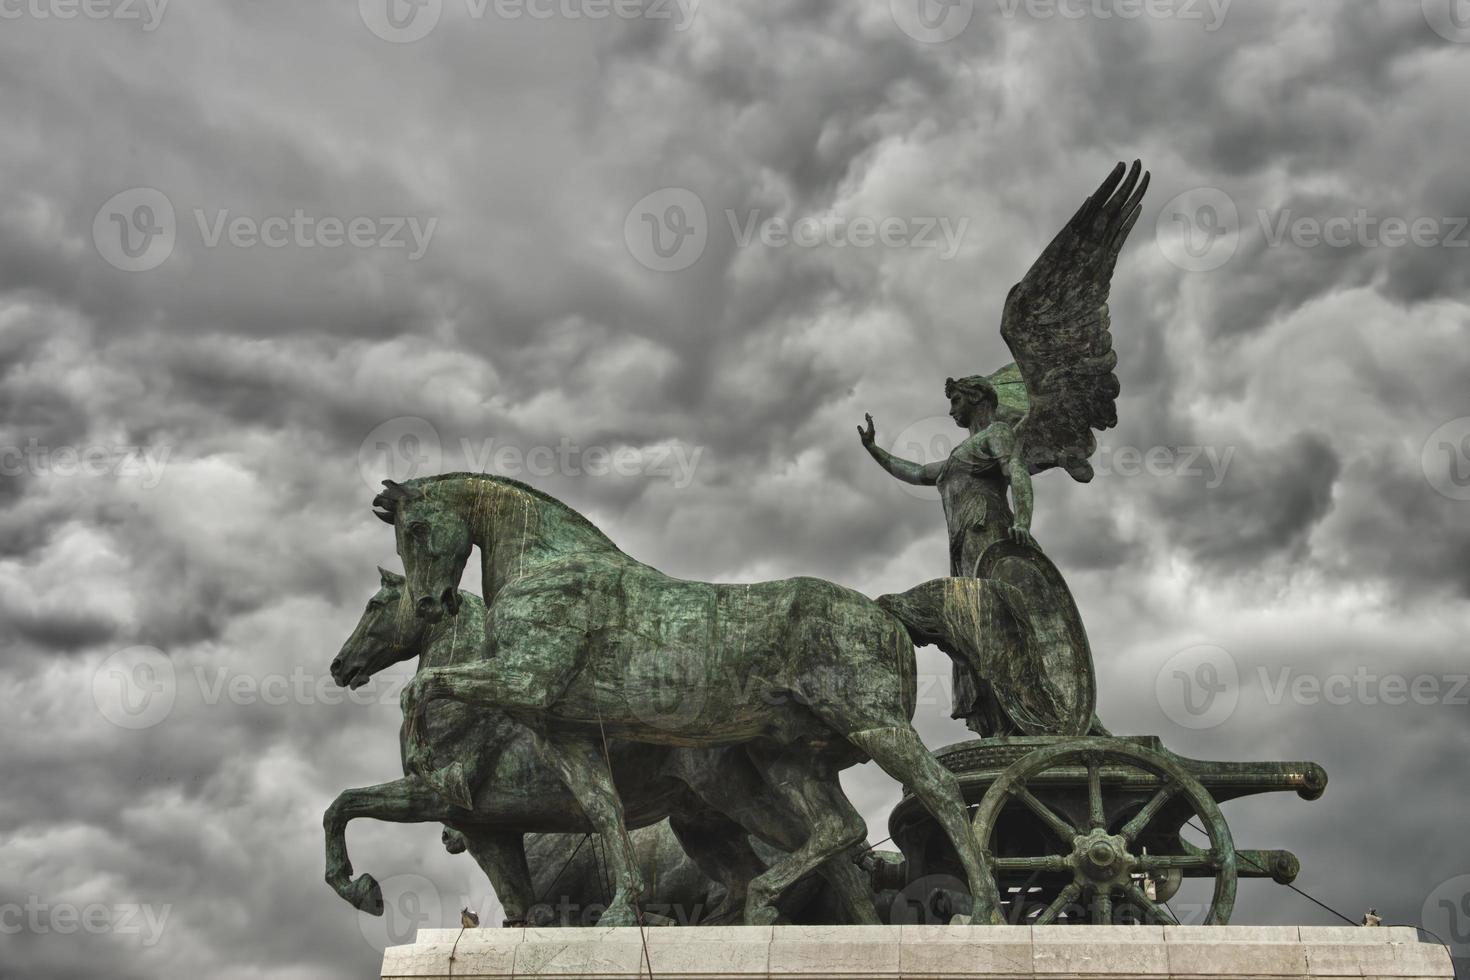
(1181, 818, 1357, 926)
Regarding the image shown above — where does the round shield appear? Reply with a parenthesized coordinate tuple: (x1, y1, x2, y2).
(973, 539, 1096, 736)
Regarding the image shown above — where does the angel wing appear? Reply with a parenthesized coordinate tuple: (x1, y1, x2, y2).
(998, 160, 1150, 482)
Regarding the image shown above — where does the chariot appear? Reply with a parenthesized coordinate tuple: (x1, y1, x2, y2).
(885, 734, 1328, 926)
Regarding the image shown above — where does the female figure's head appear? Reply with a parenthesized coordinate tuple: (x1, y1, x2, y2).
(945, 375, 998, 430)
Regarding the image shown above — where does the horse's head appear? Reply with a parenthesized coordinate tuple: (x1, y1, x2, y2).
(331, 566, 425, 689)
(374, 479, 472, 623)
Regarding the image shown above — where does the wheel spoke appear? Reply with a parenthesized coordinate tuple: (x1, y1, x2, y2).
(1122, 881, 1179, 926)
(1011, 785, 1080, 842)
(1119, 782, 1178, 843)
(1086, 760, 1105, 830)
(994, 855, 1069, 874)
(1137, 853, 1214, 873)
(1093, 890, 1113, 925)
(1032, 882, 1083, 926)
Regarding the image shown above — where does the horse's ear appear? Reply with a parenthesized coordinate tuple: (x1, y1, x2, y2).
(381, 479, 424, 501)
(377, 566, 405, 588)
(371, 493, 396, 524)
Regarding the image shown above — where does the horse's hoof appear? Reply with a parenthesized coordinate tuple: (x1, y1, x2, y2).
(527, 903, 556, 927)
(350, 874, 384, 915)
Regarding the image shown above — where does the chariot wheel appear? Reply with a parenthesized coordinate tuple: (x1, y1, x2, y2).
(970, 738, 1237, 925)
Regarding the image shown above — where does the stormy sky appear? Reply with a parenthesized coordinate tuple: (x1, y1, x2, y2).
(2, 0, 1469, 976)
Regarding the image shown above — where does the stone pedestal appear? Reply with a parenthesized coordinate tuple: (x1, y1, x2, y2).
(381, 924, 1453, 979)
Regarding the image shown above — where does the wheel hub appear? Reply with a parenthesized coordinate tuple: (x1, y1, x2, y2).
(1071, 829, 1133, 888)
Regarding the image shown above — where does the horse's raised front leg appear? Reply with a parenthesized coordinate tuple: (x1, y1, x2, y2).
(323, 776, 464, 915)
(533, 732, 646, 927)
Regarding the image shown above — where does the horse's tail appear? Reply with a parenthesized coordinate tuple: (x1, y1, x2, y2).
(876, 577, 1020, 664)
(878, 575, 1103, 737)
(877, 577, 1029, 722)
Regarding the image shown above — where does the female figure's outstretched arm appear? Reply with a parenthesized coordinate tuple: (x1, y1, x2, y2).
(857, 413, 942, 486)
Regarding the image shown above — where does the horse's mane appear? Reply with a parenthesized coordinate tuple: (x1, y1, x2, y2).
(402, 472, 620, 552)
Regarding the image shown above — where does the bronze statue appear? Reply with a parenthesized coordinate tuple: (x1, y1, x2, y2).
(863, 160, 1150, 737)
(323, 161, 1331, 932)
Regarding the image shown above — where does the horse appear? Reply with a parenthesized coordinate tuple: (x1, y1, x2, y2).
(373, 472, 1001, 925)
(323, 566, 879, 925)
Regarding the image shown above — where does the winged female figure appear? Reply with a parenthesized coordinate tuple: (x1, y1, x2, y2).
(859, 160, 1150, 736)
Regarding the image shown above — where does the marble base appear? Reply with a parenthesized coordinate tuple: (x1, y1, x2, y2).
(381, 924, 1453, 979)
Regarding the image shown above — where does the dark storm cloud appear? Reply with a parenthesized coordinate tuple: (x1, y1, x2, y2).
(1152, 431, 1341, 569)
(1, 2, 1468, 977)
(1323, 461, 1470, 600)
(4, 606, 117, 652)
